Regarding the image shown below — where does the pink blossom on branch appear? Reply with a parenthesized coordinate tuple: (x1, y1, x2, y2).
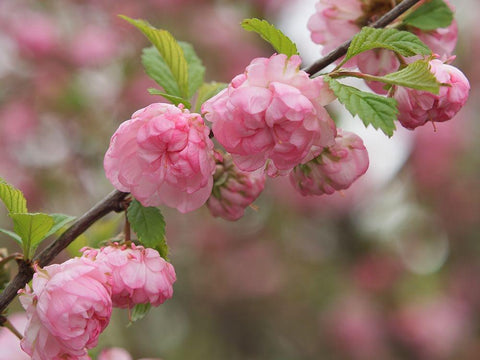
(290, 130, 369, 196)
(206, 151, 265, 221)
(82, 243, 176, 308)
(104, 103, 216, 213)
(19, 258, 112, 360)
(394, 59, 470, 129)
(202, 54, 336, 176)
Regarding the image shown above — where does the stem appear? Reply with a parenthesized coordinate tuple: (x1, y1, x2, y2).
(330, 70, 389, 84)
(1, 316, 23, 340)
(0, 253, 21, 268)
(304, 0, 422, 76)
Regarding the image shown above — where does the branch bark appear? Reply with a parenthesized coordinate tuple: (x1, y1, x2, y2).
(304, 0, 422, 75)
(0, 0, 423, 320)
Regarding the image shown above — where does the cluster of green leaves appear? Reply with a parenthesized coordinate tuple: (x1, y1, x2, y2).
(402, 0, 454, 30)
(121, 15, 226, 112)
(327, 25, 444, 137)
(0, 179, 75, 260)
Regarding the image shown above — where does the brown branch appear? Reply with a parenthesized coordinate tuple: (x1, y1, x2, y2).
(0, 189, 128, 316)
(0, 0, 425, 321)
(304, 0, 422, 76)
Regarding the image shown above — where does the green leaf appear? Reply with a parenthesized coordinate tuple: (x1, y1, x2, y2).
(127, 200, 168, 259)
(378, 60, 440, 93)
(142, 46, 181, 97)
(128, 303, 151, 326)
(403, 0, 454, 30)
(0, 178, 27, 214)
(121, 16, 189, 98)
(44, 214, 76, 239)
(325, 77, 398, 137)
(0, 228, 22, 246)
(11, 213, 54, 259)
(195, 82, 228, 113)
(345, 27, 431, 62)
(180, 42, 205, 98)
(241, 18, 299, 57)
(148, 88, 191, 108)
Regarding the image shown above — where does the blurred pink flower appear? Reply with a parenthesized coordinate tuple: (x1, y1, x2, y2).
(414, 21, 458, 60)
(82, 243, 176, 308)
(7, 11, 58, 58)
(98, 347, 132, 360)
(390, 298, 471, 359)
(19, 258, 112, 360)
(207, 151, 265, 221)
(307, 0, 362, 57)
(69, 25, 120, 67)
(0, 313, 29, 360)
(104, 103, 215, 213)
(323, 295, 388, 359)
(395, 59, 470, 129)
(0, 101, 38, 145)
(202, 54, 336, 176)
(356, 50, 400, 94)
(290, 130, 368, 196)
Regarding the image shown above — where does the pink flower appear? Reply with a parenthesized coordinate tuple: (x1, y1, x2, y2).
(394, 59, 470, 129)
(307, 0, 363, 56)
(202, 54, 336, 176)
(98, 348, 132, 360)
(414, 21, 458, 60)
(290, 130, 368, 195)
(206, 151, 265, 221)
(19, 258, 112, 360)
(0, 313, 29, 360)
(82, 243, 176, 308)
(356, 50, 400, 94)
(104, 103, 216, 213)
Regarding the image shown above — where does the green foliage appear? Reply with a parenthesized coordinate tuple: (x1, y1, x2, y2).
(379, 60, 441, 93)
(345, 27, 431, 63)
(128, 303, 152, 326)
(325, 77, 398, 137)
(0, 178, 75, 259)
(0, 178, 27, 214)
(121, 16, 189, 98)
(11, 213, 54, 260)
(403, 0, 454, 30)
(181, 42, 206, 98)
(194, 82, 228, 113)
(127, 200, 168, 259)
(241, 18, 299, 57)
(148, 88, 191, 108)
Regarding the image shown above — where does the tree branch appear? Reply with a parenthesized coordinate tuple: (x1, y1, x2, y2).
(0, 0, 424, 320)
(304, 0, 422, 76)
(0, 189, 128, 316)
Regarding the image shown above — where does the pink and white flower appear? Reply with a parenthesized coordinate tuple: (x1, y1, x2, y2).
(202, 54, 336, 176)
(290, 130, 369, 196)
(206, 151, 265, 221)
(19, 258, 112, 360)
(104, 103, 216, 213)
(82, 243, 176, 308)
(394, 59, 470, 129)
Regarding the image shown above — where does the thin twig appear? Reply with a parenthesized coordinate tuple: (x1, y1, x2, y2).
(304, 0, 422, 76)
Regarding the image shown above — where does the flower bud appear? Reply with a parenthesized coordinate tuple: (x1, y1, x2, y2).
(394, 59, 470, 129)
(206, 151, 265, 221)
(290, 130, 368, 195)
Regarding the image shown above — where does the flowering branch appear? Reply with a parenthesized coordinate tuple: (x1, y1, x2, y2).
(304, 0, 422, 75)
(0, 0, 426, 323)
(0, 189, 128, 318)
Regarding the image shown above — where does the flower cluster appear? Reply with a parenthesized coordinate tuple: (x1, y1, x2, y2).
(19, 244, 175, 360)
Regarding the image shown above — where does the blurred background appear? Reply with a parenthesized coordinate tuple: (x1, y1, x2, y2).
(0, 0, 479, 359)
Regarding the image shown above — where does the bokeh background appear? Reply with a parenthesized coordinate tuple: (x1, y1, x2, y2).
(0, 0, 479, 359)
